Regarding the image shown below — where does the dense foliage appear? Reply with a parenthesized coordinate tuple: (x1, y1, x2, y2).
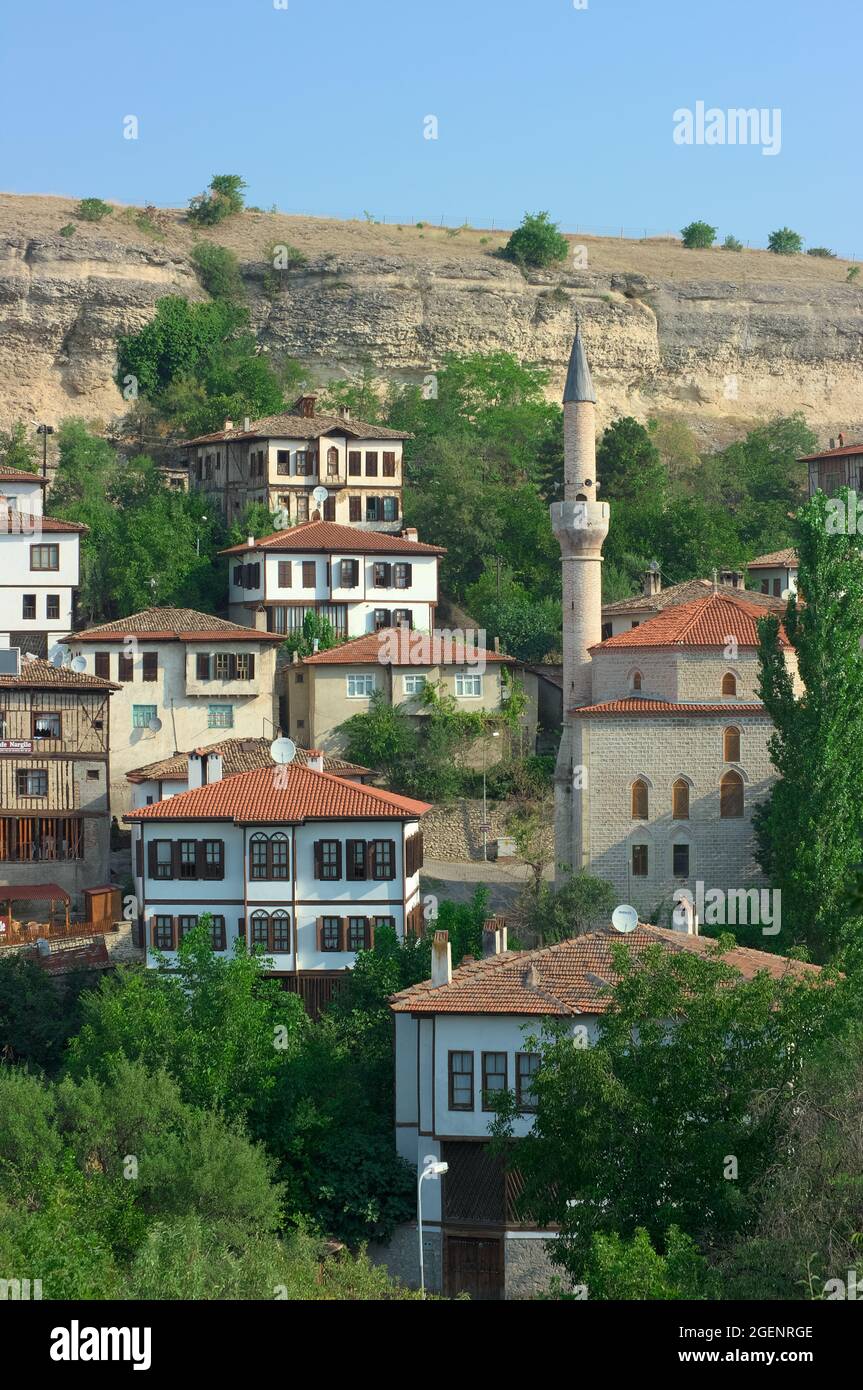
(501, 211, 569, 269)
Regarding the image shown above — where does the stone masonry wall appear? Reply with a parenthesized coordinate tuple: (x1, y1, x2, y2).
(422, 799, 554, 863)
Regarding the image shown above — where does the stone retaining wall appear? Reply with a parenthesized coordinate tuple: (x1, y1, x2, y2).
(422, 799, 554, 863)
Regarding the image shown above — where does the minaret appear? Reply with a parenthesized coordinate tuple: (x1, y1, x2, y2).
(551, 329, 609, 879)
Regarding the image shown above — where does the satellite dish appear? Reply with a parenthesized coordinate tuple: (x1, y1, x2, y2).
(49, 644, 70, 669)
(70, 655, 87, 673)
(611, 904, 639, 934)
(781, 587, 793, 601)
(312, 486, 328, 506)
(148, 717, 163, 734)
(269, 737, 297, 765)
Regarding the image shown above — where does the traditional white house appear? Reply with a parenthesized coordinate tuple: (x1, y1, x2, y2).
(745, 549, 798, 599)
(124, 757, 429, 1015)
(64, 608, 283, 814)
(221, 519, 443, 640)
(184, 395, 410, 531)
(0, 468, 85, 657)
(386, 918, 822, 1300)
(126, 736, 372, 808)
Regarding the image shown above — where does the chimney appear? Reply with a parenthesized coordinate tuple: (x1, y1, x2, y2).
(291, 649, 299, 665)
(295, 394, 317, 419)
(642, 563, 661, 598)
(482, 917, 508, 957)
(247, 535, 255, 549)
(431, 930, 452, 987)
(306, 748, 324, 773)
(493, 636, 500, 654)
(524, 962, 540, 990)
(672, 895, 699, 935)
(188, 751, 204, 789)
(243, 416, 251, 432)
(839, 432, 846, 447)
(400, 526, 419, 542)
(204, 752, 223, 785)
(340, 405, 351, 421)
(224, 419, 234, 432)
(719, 569, 744, 590)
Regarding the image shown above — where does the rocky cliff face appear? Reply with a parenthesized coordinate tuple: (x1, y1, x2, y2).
(0, 194, 860, 446)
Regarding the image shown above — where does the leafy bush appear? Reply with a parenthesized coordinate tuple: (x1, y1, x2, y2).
(188, 173, 247, 226)
(680, 221, 717, 249)
(806, 246, 836, 258)
(59, 223, 76, 237)
(501, 211, 569, 269)
(722, 234, 743, 251)
(190, 241, 245, 302)
(76, 197, 112, 222)
(768, 227, 804, 255)
(578, 1226, 716, 1300)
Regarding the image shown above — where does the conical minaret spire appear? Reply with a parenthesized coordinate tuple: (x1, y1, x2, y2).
(551, 327, 609, 879)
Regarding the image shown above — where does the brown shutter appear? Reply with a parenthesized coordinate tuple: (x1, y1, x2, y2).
(94, 652, 110, 679)
(267, 921, 275, 952)
(315, 915, 324, 950)
(367, 917, 375, 950)
(313, 841, 322, 878)
(238, 916, 246, 945)
(170, 841, 180, 878)
(171, 917, 178, 950)
(340, 916, 349, 952)
(349, 497, 361, 522)
(404, 562, 412, 586)
(147, 840, 157, 877)
(214, 840, 225, 879)
(247, 653, 255, 681)
(334, 842, 342, 878)
(278, 561, 291, 588)
(150, 917, 157, 947)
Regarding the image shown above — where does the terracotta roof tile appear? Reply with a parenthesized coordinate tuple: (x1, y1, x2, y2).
(390, 924, 821, 1015)
(746, 548, 798, 569)
(302, 628, 514, 666)
(124, 762, 429, 824)
(0, 469, 47, 485)
(220, 520, 444, 557)
(0, 658, 119, 691)
(184, 411, 410, 446)
(570, 698, 768, 718)
(69, 607, 282, 643)
(799, 442, 863, 461)
(602, 578, 787, 616)
(126, 737, 370, 783)
(594, 591, 787, 651)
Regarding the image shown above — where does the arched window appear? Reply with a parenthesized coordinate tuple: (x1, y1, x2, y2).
(271, 910, 291, 952)
(249, 833, 268, 880)
(672, 778, 690, 819)
(721, 672, 737, 696)
(250, 910, 270, 946)
(631, 779, 649, 820)
(632, 671, 643, 692)
(720, 770, 744, 819)
(723, 726, 741, 761)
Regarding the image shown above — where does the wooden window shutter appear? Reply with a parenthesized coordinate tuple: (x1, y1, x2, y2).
(313, 840, 322, 878)
(238, 916, 246, 944)
(316, 916, 324, 950)
(247, 653, 255, 681)
(404, 562, 412, 585)
(278, 561, 291, 588)
(150, 917, 157, 947)
(195, 842, 206, 878)
(366, 917, 375, 950)
(95, 652, 110, 679)
(147, 840, 157, 877)
(214, 840, 225, 879)
(171, 917, 178, 950)
(268, 920, 275, 952)
(340, 916, 349, 952)
(170, 842, 181, 879)
(136, 836, 143, 877)
(142, 651, 158, 682)
(672, 780, 689, 820)
(196, 653, 210, 680)
(119, 654, 134, 681)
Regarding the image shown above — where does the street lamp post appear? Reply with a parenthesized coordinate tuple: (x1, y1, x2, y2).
(417, 1155, 448, 1297)
(36, 424, 54, 479)
(196, 515, 208, 557)
(482, 729, 501, 862)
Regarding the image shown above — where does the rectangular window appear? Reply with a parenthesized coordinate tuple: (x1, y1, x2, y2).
(346, 840, 367, 881)
(316, 840, 341, 881)
(277, 449, 290, 474)
(30, 544, 59, 571)
(672, 843, 690, 878)
(118, 654, 134, 682)
(393, 563, 411, 589)
(296, 450, 310, 476)
(373, 608, 391, 631)
(236, 652, 254, 682)
(393, 608, 412, 629)
(366, 497, 381, 522)
(16, 769, 47, 796)
(346, 673, 375, 698)
(210, 915, 227, 952)
(448, 1052, 474, 1111)
(132, 705, 156, 730)
(365, 451, 379, 477)
(32, 713, 61, 739)
(482, 1053, 508, 1110)
(302, 561, 316, 589)
(153, 916, 174, 950)
(371, 839, 395, 881)
(373, 561, 391, 587)
(340, 558, 359, 588)
(208, 705, 234, 729)
(46, 595, 60, 621)
(373, 915, 396, 932)
(93, 652, 109, 680)
(142, 652, 158, 682)
(22, 595, 36, 620)
(202, 840, 224, 879)
(320, 917, 341, 952)
(213, 652, 232, 680)
(271, 915, 291, 952)
(278, 561, 292, 588)
(178, 915, 198, 939)
(249, 837, 268, 880)
(383, 497, 398, 522)
(153, 841, 173, 880)
(632, 844, 648, 877)
(348, 451, 362, 476)
(403, 674, 426, 695)
(251, 914, 269, 947)
(178, 840, 197, 879)
(382, 451, 397, 477)
(347, 917, 370, 952)
(295, 494, 309, 521)
(270, 837, 289, 879)
(196, 653, 210, 680)
(455, 673, 482, 698)
(516, 1053, 540, 1112)
(349, 496, 361, 522)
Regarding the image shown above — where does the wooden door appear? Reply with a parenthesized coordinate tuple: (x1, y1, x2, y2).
(444, 1234, 504, 1301)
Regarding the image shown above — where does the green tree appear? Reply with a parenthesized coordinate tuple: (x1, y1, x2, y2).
(680, 221, 717, 249)
(596, 417, 667, 504)
(722, 235, 743, 252)
(0, 955, 86, 1073)
(520, 872, 616, 945)
(190, 241, 245, 302)
(579, 1226, 715, 1300)
(76, 197, 112, 222)
(756, 490, 863, 959)
(188, 174, 247, 226)
(501, 211, 569, 269)
(768, 227, 804, 255)
(280, 609, 338, 660)
(465, 565, 561, 662)
(0, 421, 39, 474)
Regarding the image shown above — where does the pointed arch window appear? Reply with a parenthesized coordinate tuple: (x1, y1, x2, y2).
(672, 779, 690, 819)
(631, 779, 649, 820)
(720, 770, 744, 819)
(721, 672, 737, 696)
(632, 671, 643, 692)
(723, 726, 741, 761)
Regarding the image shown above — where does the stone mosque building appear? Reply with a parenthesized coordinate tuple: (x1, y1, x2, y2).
(551, 333, 798, 918)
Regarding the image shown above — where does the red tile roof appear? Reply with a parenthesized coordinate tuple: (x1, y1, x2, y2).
(302, 628, 515, 666)
(126, 737, 370, 783)
(220, 520, 444, 556)
(799, 442, 863, 461)
(570, 698, 767, 718)
(0, 469, 47, 485)
(746, 548, 798, 569)
(602, 577, 787, 616)
(69, 607, 283, 644)
(390, 925, 822, 1015)
(594, 591, 787, 651)
(0, 658, 119, 691)
(184, 411, 410, 446)
(124, 762, 430, 825)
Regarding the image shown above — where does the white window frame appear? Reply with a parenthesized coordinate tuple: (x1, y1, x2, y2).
(403, 674, 426, 695)
(208, 704, 234, 729)
(455, 672, 483, 698)
(346, 674, 376, 699)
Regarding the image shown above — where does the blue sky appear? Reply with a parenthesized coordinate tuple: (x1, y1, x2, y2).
(2, 0, 860, 253)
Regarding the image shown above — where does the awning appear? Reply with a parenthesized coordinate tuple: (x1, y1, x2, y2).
(0, 883, 71, 902)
